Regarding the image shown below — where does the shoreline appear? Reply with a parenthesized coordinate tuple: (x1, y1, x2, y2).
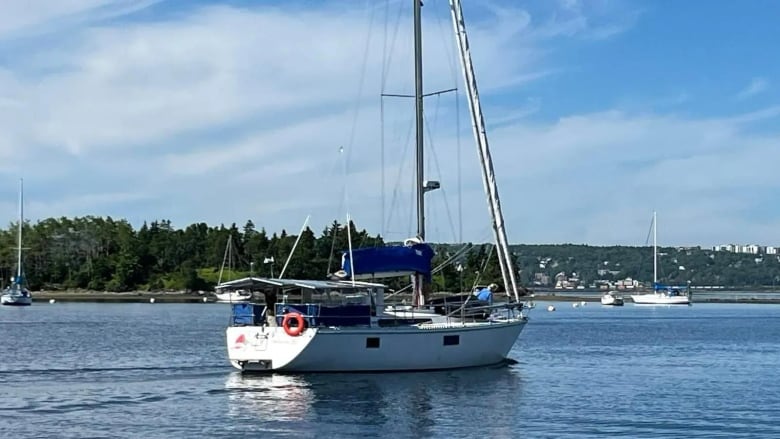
(24, 290, 780, 305)
(31, 291, 211, 303)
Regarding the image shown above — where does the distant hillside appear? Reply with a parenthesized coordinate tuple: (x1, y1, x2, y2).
(507, 244, 780, 289)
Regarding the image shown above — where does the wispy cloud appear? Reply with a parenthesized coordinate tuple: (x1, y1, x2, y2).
(529, 0, 642, 41)
(0, 0, 161, 40)
(2, 0, 774, 248)
(736, 77, 769, 100)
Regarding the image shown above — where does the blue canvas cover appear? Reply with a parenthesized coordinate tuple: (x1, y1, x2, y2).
(231, 303, 264, 325)
(341, 243, 434, 280)
(275, 304, 371, 327)
(653, 282, 687, 294)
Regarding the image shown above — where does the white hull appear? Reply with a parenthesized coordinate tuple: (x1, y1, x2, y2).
(630, 293, 690, 305)
(227, 320, 526, 372)
(214, 291, 252, 303)
(600, 293, 624, 306)
(1, 293, 32, 306)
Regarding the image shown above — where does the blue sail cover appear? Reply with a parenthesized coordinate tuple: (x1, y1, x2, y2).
(341, 244, 434, 280)
(653, 282, 686, 291)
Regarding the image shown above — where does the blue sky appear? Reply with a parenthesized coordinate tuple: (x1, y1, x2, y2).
(0, 0, 778, 247)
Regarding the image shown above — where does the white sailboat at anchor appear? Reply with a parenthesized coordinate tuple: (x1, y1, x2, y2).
(1, 179, 32, 307)
(213, 235, 252, 303)
(221, 0, 529, 373)
(630, 212, 691, 305)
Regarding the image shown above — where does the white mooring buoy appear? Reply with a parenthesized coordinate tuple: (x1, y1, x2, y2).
(49, 299, 56, 304)
(202, 297, 208, 303)
(547, 305, 556, 312)
(149, 298, 156, 304)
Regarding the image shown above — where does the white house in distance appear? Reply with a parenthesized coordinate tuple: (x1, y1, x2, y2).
(714, 244, 778, 255)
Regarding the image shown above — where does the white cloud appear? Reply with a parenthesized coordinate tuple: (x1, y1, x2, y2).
(7, 1, 775, 248)
(483, 107, 780, 246)
(736, 77, 769, 100)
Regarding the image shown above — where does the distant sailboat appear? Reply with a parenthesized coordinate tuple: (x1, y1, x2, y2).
(1, 179, 32, 307)
(630, 212, 691, 305)
(213, 235, 252, 303)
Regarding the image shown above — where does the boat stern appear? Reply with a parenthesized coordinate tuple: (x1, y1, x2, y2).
(226, 325, 317, 372)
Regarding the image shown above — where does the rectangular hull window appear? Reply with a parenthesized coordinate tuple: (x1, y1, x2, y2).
(443, 335, 460, 346)
(366, 337, 380, 348)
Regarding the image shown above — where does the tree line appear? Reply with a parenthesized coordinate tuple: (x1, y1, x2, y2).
(0, 216, 496, 292)
(1, 216, 777, 292)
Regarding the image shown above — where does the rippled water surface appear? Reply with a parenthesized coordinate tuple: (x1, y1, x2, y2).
(1, 302, 779, 438)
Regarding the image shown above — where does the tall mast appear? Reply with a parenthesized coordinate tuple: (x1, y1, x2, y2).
(653, 211, 657, 285)
(449, 0, 520, 301)
(413, 0, 425, 240)
(17, 178, 23, 280)
(411, 0, 427, 307)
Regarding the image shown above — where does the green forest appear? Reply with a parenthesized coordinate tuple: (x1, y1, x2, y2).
(2, 216, 779, 292)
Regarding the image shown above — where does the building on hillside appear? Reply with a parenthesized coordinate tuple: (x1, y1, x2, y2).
(533, 272, 550, 286)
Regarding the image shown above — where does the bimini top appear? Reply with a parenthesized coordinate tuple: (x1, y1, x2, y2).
(216, 276, 386, 292)
(340, 243, 434, 280)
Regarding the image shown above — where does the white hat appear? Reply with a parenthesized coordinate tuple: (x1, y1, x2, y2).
(489, 283, 498, 291)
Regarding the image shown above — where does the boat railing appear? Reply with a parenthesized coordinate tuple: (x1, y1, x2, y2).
(230, 302, 376, 327)
(445, 301, 524, 319)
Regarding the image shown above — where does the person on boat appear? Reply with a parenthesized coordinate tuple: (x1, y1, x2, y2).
(474, 283, 498, 303)
(262, 287, 279, 326)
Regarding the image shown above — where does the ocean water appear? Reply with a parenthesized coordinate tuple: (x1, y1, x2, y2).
(1, 302, 779, 438)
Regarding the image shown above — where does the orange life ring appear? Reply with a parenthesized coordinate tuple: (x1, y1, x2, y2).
(282, 312, 305, 336)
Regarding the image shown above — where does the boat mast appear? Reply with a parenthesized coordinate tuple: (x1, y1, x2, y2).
(653, 211, 657, 285)
(412, 0, 426, 307)
(449, 0, 520, 302)
(413, 0, 425, 241)
(17, 178, 23, 282)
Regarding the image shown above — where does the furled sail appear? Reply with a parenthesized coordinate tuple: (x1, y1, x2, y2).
(340, 243, 434, 280)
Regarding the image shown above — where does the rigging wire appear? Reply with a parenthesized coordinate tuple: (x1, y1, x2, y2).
(326, 147, 349, 276)
(345, 0, 377, 169)
(432, 0, 464, 242)
(379, 0, 398, 238)
(380, 0, 413, 241)
(328, 0, 377, 275)
(456, 86, 463, 243)
(423, 96, 458, 242)
(385, 113, 415, 239)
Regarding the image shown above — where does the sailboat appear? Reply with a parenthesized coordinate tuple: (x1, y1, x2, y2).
(1, 179, 32, 307)
(630, 211, 691, 305)
(220, 0, 528, 372)
(213, 235, 253, 303)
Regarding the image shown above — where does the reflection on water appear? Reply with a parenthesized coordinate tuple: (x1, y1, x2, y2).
(224, 364, 524, 438)
(224, 373, 315, 422)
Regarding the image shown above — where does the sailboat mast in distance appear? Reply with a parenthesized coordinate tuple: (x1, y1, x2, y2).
(653, 211, 657, 285)
(17, 178, 23, 280)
